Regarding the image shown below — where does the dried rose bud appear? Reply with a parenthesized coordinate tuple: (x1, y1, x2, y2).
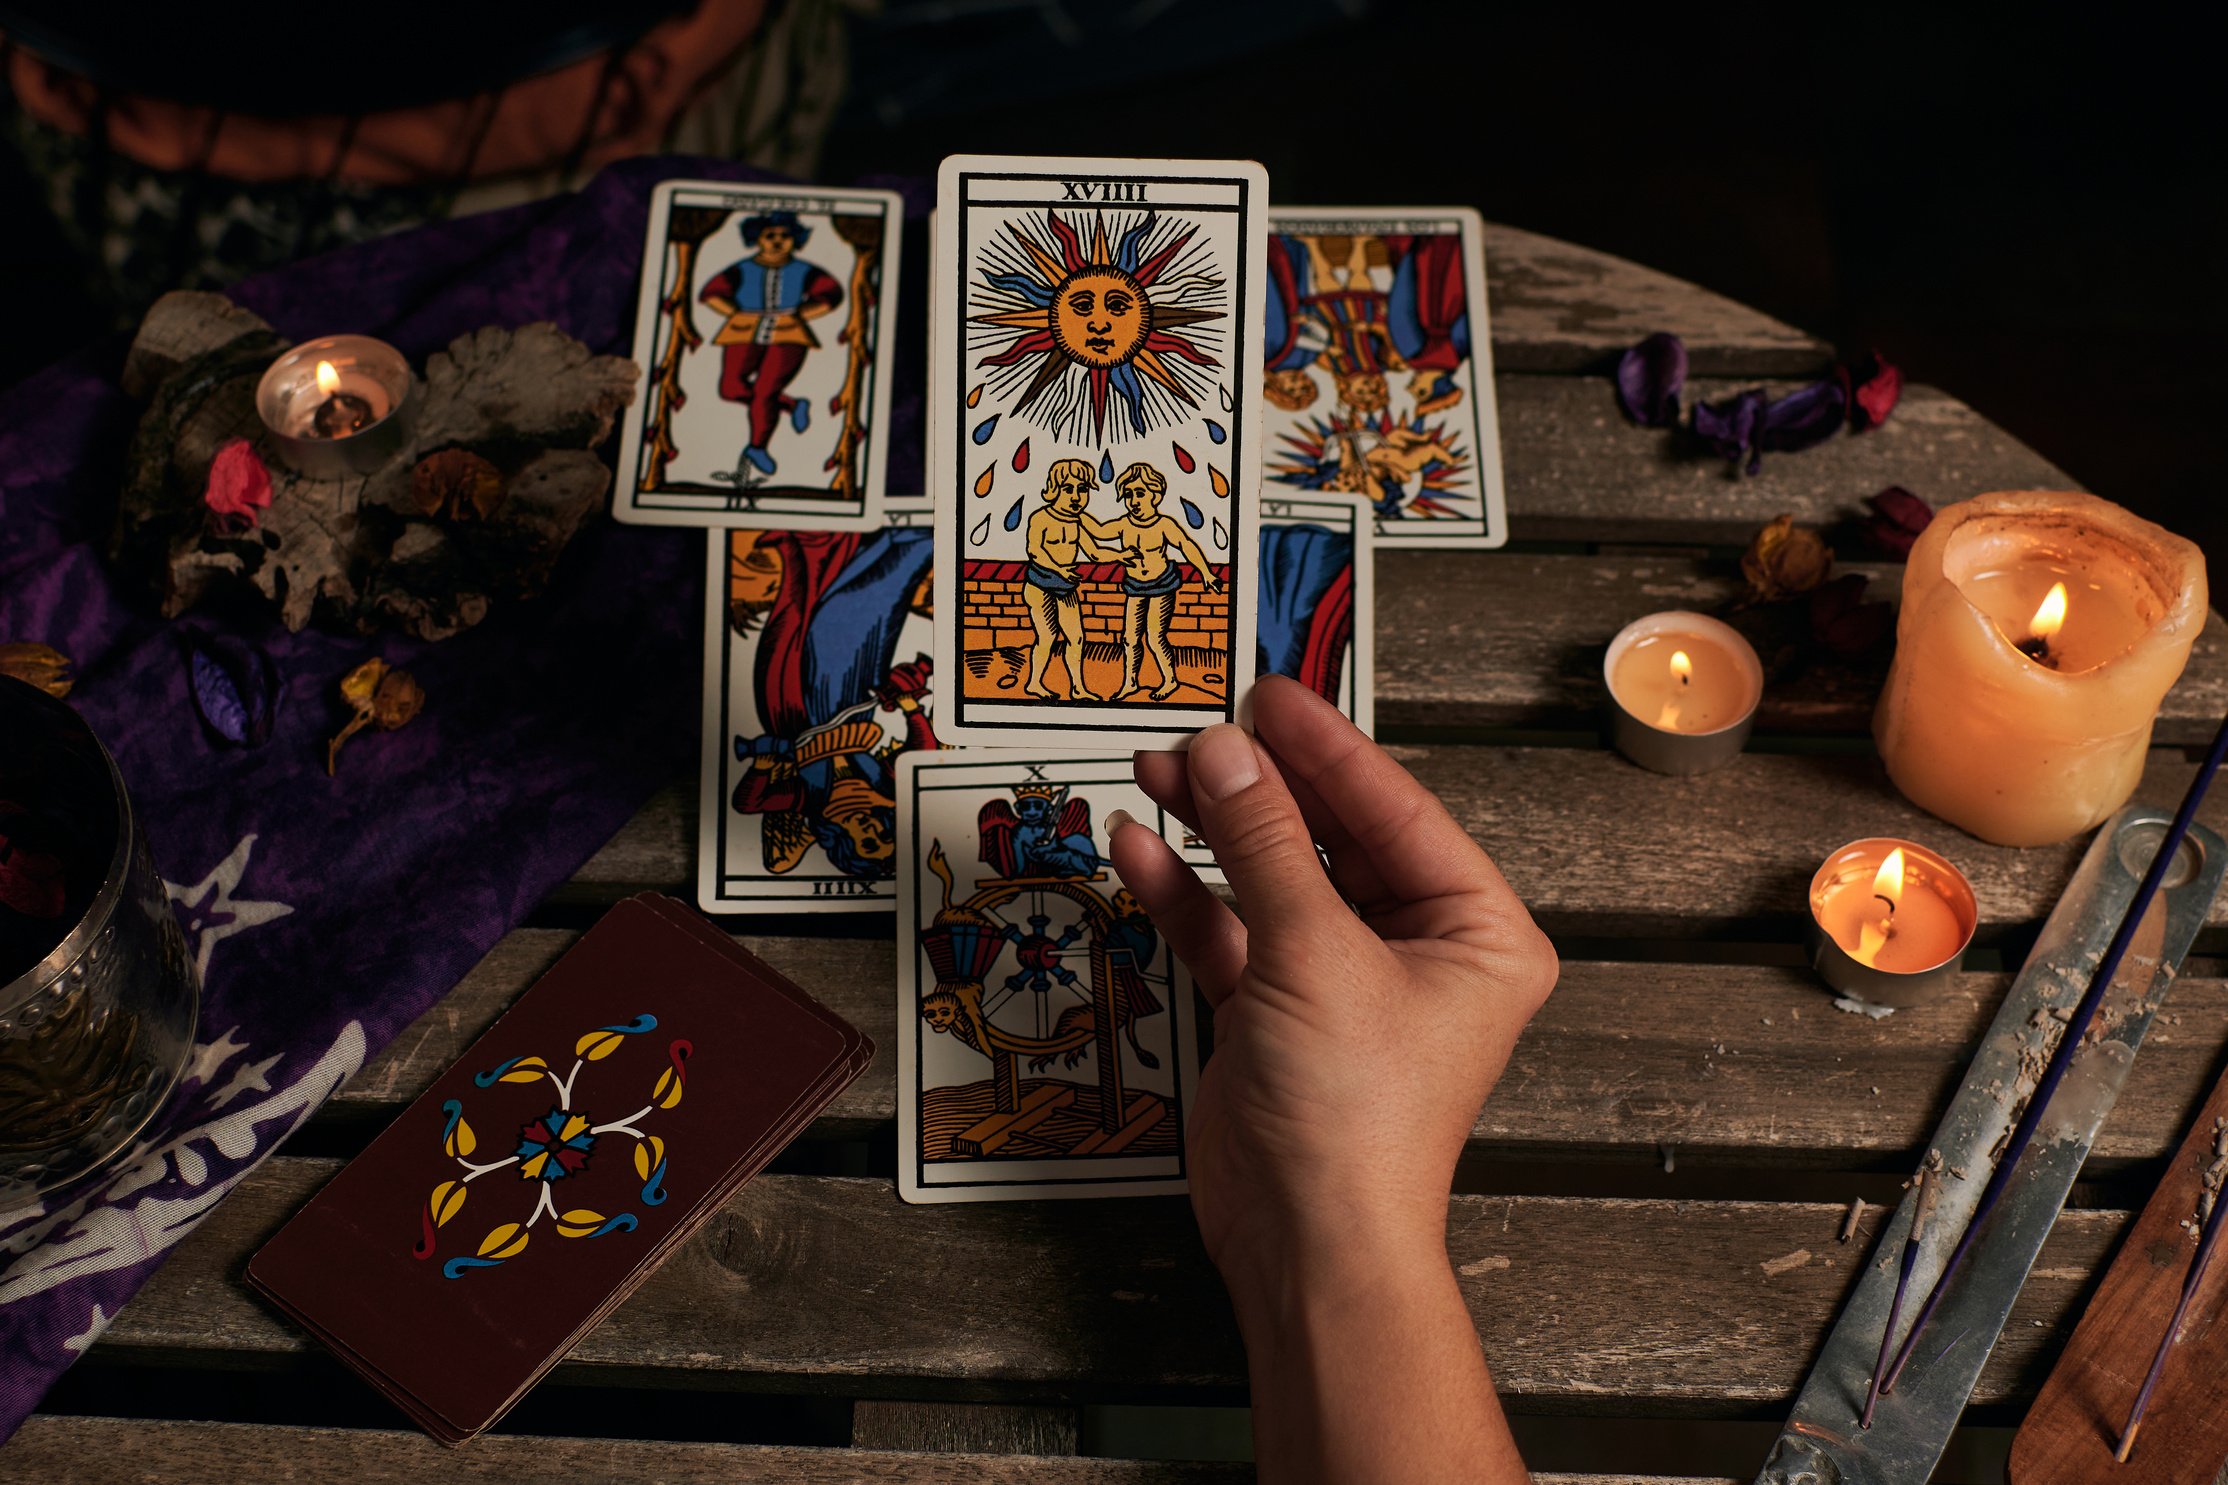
(370, 667, 425, 729)
(0, 642, 74, 698)
(1809, 572, 1895, 660)
(410, 448, 507, 522)
(328, 657, 424, 775)
(1741, 514, 1833, 602)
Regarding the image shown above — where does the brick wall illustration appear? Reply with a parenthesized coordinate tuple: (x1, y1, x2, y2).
(961, 561, 1231, 658)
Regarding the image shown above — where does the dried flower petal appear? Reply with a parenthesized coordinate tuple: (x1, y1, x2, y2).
(1742, 514, 1833, 602)
(1841, 349, 1903, 431)
(0, 642, 73, 698)
(1694, 388, 1765, 471)
(186, 633, 282, 748)
(328, 657, 423, 775)
(205, 438, 274, 530)
(339, 657, 390, 712)
(1810, 572, 1894, 659)
(1861, 485, 1933, 558)
(410, 449, 508, 522)
(370, 668, 425, 729)
(1756, 379, 1848, 457)
(1615, 332, 1688, 428)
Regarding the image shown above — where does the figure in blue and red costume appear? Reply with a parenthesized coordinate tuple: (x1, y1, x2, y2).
(977, 783, 1102, 880)
(727, 526, 936, 880)
(1257, 522, 1355, 706)
(701, 210, 843, 480)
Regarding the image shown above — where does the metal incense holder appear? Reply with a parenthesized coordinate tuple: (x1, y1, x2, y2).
(0, 678, 200, 1216)
(1601, 611, 1763, 775)
(1757, 805, 2228, 1484)
(1806, 838, 1977, 1009)
(253, 334, 414, 479)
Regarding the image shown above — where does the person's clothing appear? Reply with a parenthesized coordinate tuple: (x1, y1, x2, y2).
(702, 257, 840, 347)
(716, 341, 809, 450)
(1121, 567, 1183, 599)
(1024, 561, 1078, 597)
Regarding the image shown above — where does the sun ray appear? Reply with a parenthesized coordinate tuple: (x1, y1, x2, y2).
(1132, 228, 1195, 287)
(1131, 345, 1193, 401)
(1046, 211, 1086, 271)
(972, 308, 1054, 330)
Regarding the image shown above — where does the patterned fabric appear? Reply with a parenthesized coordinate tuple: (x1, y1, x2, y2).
(0, 154, 910, 1438)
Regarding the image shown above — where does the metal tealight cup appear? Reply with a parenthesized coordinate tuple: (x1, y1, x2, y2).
(1602, 611, 1763, 775)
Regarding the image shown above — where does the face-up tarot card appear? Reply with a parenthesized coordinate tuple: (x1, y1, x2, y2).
(1261, 207, 1506, 548)
(615, 180, 904, 530)
(932, 156, 1267, 747)
(1170, 491, 1376, 875)
(696, 526, 937, 912)
(897, 751, 1202, 1202)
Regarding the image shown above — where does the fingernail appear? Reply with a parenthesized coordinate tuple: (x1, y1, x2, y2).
(1104, 808, 1136, 836)
(1190, 724, 1260, 802)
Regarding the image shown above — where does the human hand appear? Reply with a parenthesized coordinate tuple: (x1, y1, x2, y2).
(1107, 676, 1556, 1307)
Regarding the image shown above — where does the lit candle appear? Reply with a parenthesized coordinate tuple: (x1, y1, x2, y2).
(1875, 491, 2207, 846)
(1808, 837, 1976, 1007)
(253, 335, 414, 479)
(1603, 611, 1763, 774)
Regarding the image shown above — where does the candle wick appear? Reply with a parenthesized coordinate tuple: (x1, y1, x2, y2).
(2015, 633, 2059, 670)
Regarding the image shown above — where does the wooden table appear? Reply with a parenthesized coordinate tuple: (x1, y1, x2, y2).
(15, 223, 2228, 1485)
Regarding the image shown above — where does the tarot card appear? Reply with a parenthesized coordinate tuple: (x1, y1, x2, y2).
(696, 526, 937, 912)
(897, 751, 1202, 1203)
(615, 179, 904, 530)
(1172, 491, 1376, 874)
(932, 155, 1267, 747)
(1261, 207, 1506, 548)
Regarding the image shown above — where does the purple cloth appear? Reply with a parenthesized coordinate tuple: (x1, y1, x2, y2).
(0, 155, 922, 1434)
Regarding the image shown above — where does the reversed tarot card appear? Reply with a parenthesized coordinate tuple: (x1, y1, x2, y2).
(897, 751, 1202, 1202)
(932, 155, 1267, 747)
(696, 526, 936, 912)
(616, 180, 903, 530)
(1261, 207, 1506, 548)
(1172, 490, 1376, 874)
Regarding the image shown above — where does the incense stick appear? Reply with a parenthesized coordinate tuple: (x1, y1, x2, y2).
(1879, 710, 2228, 1401)
(2114, 1152, 2228, 1460)
(1860, 1161, 1939, 1428)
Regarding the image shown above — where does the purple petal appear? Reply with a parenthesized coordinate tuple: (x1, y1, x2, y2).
(1692, 388, 1764, 466)
(1614, 332, 1688, 428)
(1757, 378, 1848, 454)
(186, 634, 282, 748)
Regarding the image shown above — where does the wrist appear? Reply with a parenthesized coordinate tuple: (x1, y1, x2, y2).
(1215, 1205, 1451, 1341)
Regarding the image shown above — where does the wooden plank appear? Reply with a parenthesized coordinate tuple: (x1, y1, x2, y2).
(852, 1400, 1078, 1454)
(1498, 376, 2078, 547)
(93, 1163, 2121, 1415)
(1479, 221, 1832, 377)
(0, 1416, 1727, 1485)
(1372, 552, 2228, 744)
(339, 935, 2228, 1171)
(564, 748, 2228, 940)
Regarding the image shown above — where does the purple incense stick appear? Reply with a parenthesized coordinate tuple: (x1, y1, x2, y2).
(1861, 1162, 1939, 1428)
(1880, 709, 2228, 1400)
(2114, 1154, 2228, 1460)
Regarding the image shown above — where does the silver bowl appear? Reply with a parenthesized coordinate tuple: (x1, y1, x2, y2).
(0, 677, 199, 1214)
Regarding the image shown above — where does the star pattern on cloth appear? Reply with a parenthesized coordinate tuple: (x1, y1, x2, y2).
(162, 834, 294, 979)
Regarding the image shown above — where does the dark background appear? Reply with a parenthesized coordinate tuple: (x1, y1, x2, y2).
(4, 2, 2218, 571)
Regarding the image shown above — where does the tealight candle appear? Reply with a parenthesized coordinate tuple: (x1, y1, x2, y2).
(1807, 837, 1976, 1007)
(1603, 611, 1763, 774)
(1875, 491, 2206, 847)
(253, 335, 414, 479)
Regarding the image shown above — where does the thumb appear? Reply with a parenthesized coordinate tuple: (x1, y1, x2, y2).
(1185, 724, 1344, 946)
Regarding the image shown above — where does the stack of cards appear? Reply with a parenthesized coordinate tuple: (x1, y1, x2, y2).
(247, 895, 870, 1441)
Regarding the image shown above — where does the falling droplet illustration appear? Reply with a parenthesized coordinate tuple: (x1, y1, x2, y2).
(1206, 419, 1226, 445)
(1180, 497, 1205, 529)
(969, 514, 991, 546)
(1213, 518, 1230, 549)
(971, 414, 999, 446)
(1218, 383, 1233, 413)
(1099, 450, 1115, 483)
(1208, 465, 1229, 497)
(974, 466, 996, 497)
(1171, 442, 1195, 474)
(967, 384, 984, 409)
(1003, 496, 1026, 532)
(1012, 438, 1030, 473)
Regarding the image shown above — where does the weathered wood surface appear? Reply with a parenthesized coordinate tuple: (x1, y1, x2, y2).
(1479, 222, 1832, 376)
(94, 1164, 2120, 1414)
(563, 749, 2228, 940)
(1497, 376, 2078, 547)
(1371, 551, 2228, 742)
(0, 1417, 1728, 1485)
(852, 1401, 1078, 1455)
(338, 931, 2228, 1171)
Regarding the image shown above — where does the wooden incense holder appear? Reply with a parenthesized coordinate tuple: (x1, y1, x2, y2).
(2008, 1054, 2228, 1483)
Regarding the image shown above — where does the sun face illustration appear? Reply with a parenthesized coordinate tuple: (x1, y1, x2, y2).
(970, 209, 1227, 443)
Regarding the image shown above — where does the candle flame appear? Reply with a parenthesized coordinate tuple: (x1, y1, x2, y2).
(1872, 847, 1906, 910)
(1669, 649, 1692, 685)
(315, 360, 341, 396)
(2029, 582, 2068, 642)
